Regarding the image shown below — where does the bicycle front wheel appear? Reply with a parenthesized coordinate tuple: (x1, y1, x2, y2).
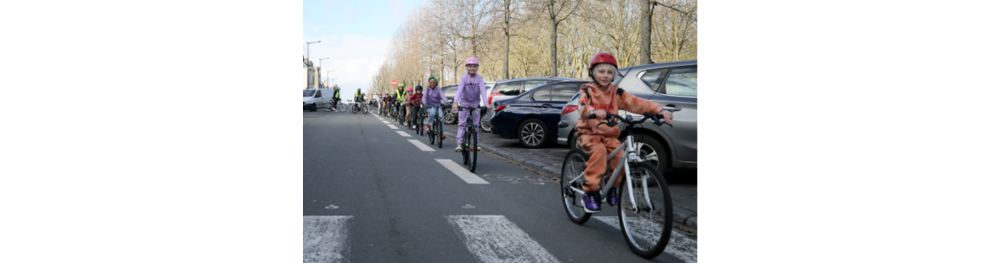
(468, 129, 477, 172)
(436, 119, 443, 149)
(617, 162, 673, 259)
(560, 149, 591, 224)
(362, 105, 369, 114)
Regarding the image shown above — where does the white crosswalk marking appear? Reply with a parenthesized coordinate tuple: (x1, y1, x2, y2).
(435, 159, 488, 184)
(387, 124, 399, 129)
(396, 131, 411, 137)
(304, 216, 353, 263)
(592, 216, 697, 263)
(447, 215, 561, 263)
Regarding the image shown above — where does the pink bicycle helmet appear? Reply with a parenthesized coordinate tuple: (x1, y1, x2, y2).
(406, 86, 414, 92)
(465, 57, 479, 65)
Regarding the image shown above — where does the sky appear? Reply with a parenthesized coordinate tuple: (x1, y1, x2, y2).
(304, 0, 429, 98)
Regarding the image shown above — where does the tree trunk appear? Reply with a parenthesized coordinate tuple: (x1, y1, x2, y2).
(639, 0, 652, 65)
(550, 21, 558, 77)
(503, 0, 511, 80)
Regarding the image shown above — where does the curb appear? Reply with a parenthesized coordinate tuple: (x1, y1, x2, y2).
(442, 131, 697, 232)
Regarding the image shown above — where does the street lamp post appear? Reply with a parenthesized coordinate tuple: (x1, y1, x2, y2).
(305, 40, 321, 61)
(320, 58, 330, 88)
(326, 70, 335, 87)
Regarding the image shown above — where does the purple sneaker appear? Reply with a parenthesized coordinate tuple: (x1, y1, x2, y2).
(607, 188, 618, 206)
(582, 192, 601, 213)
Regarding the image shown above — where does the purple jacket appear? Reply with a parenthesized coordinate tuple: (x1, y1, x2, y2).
(422, 85, 448, 105)
(453, 74, 487, 107)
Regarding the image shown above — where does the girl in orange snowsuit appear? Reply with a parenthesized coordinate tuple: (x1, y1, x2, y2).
(574, 52, 673, 213)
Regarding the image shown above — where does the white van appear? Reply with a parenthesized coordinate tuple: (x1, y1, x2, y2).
(303, 89, 334, 111)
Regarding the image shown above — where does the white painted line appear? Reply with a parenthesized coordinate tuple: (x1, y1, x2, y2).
(435, 159, 488, 184)
(447, 215, 561, 263)
(407, 139, 435, 152)
(304, 215, 352, 263)
(592, 217, 697, 263)
(396, 131, 411, 137)
(381, 121, 390, 124)
(387, 124, 398, 129)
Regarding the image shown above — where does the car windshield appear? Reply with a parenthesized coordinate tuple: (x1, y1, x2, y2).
(303, 90, 316, 97)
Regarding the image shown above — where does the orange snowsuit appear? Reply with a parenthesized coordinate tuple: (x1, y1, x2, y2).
(575, 82, 663, 192)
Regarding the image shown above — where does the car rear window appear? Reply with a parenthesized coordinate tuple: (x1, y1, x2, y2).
(443, 85, 458, 96)
(550, 83, 581, 102)
(531, 86, 552, 101)
(524, 80, 547, 92)
(494, 81, 522, 96)
(664, 66, 697, 97)
(640, 68, 670, 93)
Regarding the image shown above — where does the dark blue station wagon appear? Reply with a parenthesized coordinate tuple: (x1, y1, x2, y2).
(489, 81, 586, 148)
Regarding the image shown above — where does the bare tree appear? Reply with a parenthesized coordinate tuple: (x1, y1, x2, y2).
(539, 0, 581, 77)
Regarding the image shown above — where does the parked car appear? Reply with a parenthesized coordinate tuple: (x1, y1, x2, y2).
(487, 77, 580, 106)
(489, 81, 585, 148)
(556, 60, 697, 172)
(303, 88, 334, 111)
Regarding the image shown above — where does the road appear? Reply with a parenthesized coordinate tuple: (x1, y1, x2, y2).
(304, 109, 698, 263)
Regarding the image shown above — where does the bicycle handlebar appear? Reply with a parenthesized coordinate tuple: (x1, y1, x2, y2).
(457, 106, 488, 113)
(587, 108, 679, 128)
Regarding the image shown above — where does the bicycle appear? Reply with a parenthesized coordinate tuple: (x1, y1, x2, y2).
(337, 100, 349, 112)
(425, 104, 444, 148)
(351, 101, 369, 114)
(457, 106, 486, 173)
(416, 106, 427, 136)
(560, 110, 678, 259)
(407, 104, 420, 132)
(398, 103, 407, 125)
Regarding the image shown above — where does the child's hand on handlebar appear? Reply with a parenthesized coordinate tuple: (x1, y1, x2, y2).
(660, 110, 673, 125)
(593, 109, 607, 120)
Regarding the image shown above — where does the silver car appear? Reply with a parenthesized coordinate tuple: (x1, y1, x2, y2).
(557, 60, 697, 172)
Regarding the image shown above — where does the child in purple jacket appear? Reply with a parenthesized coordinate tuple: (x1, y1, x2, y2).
(451, 57, 492, 152)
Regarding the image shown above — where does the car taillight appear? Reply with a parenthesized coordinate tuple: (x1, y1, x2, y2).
(561, 105, 577, 115)
(495, 105, 506, 112)
(489, 93, 501, 105)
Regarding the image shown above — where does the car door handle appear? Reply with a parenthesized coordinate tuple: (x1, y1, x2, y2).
(664, 104, 682, 112)
(541, 104, 552, 108)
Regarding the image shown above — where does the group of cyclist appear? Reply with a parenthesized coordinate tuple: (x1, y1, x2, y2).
(376, 53, 675, 214)
(323, 86, 371, 112)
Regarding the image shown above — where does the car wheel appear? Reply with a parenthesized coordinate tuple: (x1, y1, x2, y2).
(444, 108, 457, 124)
(480, 110, 494, 133)
(517, 119, 548, 148)
(632, 134, 669, 173)
(569, 130, 579, 149)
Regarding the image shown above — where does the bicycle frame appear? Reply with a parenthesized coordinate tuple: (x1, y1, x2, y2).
(567, 133, 648, 211)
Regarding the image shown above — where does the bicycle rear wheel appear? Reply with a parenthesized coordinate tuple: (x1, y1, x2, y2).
(617, 162, 673, 259)
(436, 118, 443, 149)
(362, 105, 369, 114)
(561, 149, 592, 224)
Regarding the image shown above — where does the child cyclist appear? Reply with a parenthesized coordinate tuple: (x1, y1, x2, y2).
(421, 76, 448, 140)
(404, 85, 415, 126)
(451, 57, 492, 152)
(407, 85, 424, 130)
(575, 52, 673, 213)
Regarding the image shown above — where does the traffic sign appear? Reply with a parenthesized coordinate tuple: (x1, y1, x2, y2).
(391, 80, 397, 86)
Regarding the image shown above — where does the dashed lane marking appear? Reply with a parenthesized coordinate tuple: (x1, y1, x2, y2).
(397, 131, 411, 137)
(434, 159, 488, 184)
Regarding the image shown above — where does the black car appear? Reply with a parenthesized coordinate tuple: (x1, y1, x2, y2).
(489, 81, 585, 148)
